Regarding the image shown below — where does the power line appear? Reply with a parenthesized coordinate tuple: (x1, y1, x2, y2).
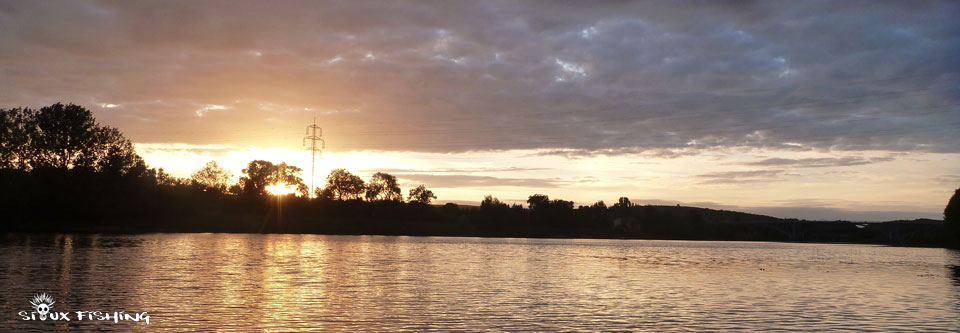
(303, 117, 324, 197)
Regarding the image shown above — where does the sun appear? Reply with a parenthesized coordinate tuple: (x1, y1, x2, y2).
(265, 182, 297, 196)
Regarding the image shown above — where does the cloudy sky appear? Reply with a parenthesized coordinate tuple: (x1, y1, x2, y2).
(2, 0, 958, 220)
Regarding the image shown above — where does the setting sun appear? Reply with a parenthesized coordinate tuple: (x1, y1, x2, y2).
(265, 183, 298, 196)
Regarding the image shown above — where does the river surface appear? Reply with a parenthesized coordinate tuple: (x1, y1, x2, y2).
(0, 233, 958, 331)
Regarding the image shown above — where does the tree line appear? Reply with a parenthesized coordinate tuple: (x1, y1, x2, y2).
(189, 159, 437, 204)
(2, 103, 958, 248)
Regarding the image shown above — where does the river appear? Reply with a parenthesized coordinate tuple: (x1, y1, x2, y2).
(1, 233, 958, 331)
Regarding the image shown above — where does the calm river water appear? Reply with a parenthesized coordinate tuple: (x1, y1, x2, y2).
(1, 233, 958, 331)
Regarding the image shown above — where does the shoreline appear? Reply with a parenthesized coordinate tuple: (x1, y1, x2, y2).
(2, 224, 950, 249)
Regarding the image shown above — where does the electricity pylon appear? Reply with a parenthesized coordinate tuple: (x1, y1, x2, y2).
(303, 117, 324, 198)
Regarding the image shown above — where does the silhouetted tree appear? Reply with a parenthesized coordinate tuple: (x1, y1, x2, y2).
(551, 199, 574, 210)
(591, 200, 607, 210)
(325, 168, 366, 200)
(191, 161, 233, 192)
(613, 197, 633, 208)
(239, 160, 307, 197)
(365, 172, 402, 201)
(409, 184, 436, 204)
(0, 107, 33, 169)
(94, 127, 147, 176)
(276, 163, 309, 196)
(481, 195, 508, 210)
(241, 160, 275, 196)
(441, 202, 460, 215)
(0, 103, 146, 175)
(228, 184, 242, 195)
(946, 187, 960, 246)
(525, 194, 575, 226)
(315, 186, 334, 200)
(156, 168, 184, 186)
(527, 194, 550, 209)
(32, 103, 99, 169)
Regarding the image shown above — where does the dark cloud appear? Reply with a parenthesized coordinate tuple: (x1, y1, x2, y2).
(394, 174, 573, 188)
(696, 169, 783, 184)
(359, 166, 549, 174)
(534, 147, 701, 159)
(136, 144, 236, 156)
(744, 156, 894, 168)
(931, 175, 960, 186)
(1, 0, 957, 153)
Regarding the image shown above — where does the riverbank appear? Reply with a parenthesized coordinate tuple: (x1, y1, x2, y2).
(3, 200, 948, 247)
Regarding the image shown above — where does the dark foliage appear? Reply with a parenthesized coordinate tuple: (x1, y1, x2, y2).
(1, 103, 146, 175)
(366, 172, 402, 201)
(240, 160, 307, 197)
(323, 168, 365, 200)
(408, 185, 436, 204)
(946, 187, 960, 248)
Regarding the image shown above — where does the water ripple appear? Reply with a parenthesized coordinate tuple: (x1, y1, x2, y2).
(0, 234, 958, 331)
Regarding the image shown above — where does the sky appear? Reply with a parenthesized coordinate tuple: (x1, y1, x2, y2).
(1, 0, 958, 221)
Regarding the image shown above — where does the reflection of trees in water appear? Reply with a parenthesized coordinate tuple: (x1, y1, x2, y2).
(951, 268, 960, 287)
(0, 234, 144, 249)
(949, 250, 960, 324)
(949, 249, 960, 287)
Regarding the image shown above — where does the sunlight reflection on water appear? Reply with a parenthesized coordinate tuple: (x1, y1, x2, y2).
(1, 234, 958, 331)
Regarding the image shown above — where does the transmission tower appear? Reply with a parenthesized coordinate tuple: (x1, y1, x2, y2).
(303, 117, 324, 198)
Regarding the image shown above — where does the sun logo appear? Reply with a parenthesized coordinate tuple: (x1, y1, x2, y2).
(29, 293, 56, 320)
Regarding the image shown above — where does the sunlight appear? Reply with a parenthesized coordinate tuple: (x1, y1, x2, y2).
(133, 142, 958, 219)
(266, 182, 297, 196)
